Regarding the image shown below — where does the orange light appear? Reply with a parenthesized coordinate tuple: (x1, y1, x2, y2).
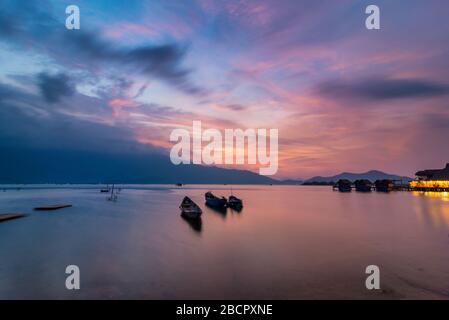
(410, 180, 449, 189)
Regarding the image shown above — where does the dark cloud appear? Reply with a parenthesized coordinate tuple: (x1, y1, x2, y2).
(60, 31, 204, 95)
(0, 82, 46, 118)
(0, 0, 56, 40)
(0, 1, 205, 96)
(133, 84, 148, 99)
(0, 10, 17, 36)
(0, 82, 17, 101)
(316, 78, 449, 101)
(37, 72, 74, 103)
(0, 81, 158, 154)
(59, 31, 204, 94)
(123, 44, 203, 95)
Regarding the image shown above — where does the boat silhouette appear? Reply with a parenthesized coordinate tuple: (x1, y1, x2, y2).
(228, 195, 243, 210)
(179, 196, 202, 219)
(205, 191, 227, 208)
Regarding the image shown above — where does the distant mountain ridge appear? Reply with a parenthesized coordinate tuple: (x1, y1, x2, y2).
(278, 179, 304, 185)
(0, 147, 412, 185)
(305, 170, 412, 184)
(0, 147, 278, 184)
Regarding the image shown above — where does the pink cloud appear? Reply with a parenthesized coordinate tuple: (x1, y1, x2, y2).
(103, 21, 194, 41)
(108, 98, 139, 118)
(103, 23, 157, 39)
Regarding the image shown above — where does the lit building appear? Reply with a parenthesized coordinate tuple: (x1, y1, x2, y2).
(410, 163, 449, 190)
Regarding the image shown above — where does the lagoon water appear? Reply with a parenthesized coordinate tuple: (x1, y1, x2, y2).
(1, 185, 449, 299)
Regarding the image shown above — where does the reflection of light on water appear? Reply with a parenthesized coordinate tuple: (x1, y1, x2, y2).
(413, 191, 449, 201)
(412, 191, 449, 228)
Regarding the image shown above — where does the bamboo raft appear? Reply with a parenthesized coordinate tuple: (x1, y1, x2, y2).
(34, 204, 72, 211)
(0, 213, 27, 223)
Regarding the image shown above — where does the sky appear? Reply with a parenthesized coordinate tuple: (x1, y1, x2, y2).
(1, 0, 449, 179)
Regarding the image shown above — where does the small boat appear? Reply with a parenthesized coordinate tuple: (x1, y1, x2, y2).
(354, 179, 372, 192)
(34, 204, 72, 211)
(176, 183, 183, 187)
(179, 196, 202, 219)
(336, 179, 352, 192)
(205, 192, 227, 208)
(375, 179, 393, 192)
(100, 184, 110, 193)
(228, 195, 243, 209)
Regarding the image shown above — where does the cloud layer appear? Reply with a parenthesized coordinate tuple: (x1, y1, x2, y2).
(316, 78, 449, 101)
(1, 0, 449, 179)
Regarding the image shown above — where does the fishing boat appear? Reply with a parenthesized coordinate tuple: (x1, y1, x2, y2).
(375, 179, 393, 192)
(228, 195, 243, 209)
(205, 192, 227, 208)
(354, 179, 372, 192)
(336, 179, 352, 192)
(179, 196, 202, 219)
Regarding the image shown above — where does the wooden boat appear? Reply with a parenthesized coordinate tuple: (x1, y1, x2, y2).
(179, 196, 202, 219)
(375, 179, 393, 192)
(205, 192, 227, 208)
(34, 204, 72, 211)
(228, 195, 243, 209)
(0, 213, 26, 223)
(354, 179, 372, 192)
(336, 179, 352, 192)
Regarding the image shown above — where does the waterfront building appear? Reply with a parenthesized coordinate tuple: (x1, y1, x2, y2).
(410, 163, 449, 190)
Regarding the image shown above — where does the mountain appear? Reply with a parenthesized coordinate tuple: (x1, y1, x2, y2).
(0, 147, 413, 185)
(304, 170, 412, 184)
(278, 179, 304, 185)
(0, 147, 277, 184)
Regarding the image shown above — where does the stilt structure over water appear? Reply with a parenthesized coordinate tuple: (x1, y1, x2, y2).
(410, 163, 449, 192)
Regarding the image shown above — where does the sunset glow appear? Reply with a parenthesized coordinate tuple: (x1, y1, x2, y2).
(1, 0, 449, 179)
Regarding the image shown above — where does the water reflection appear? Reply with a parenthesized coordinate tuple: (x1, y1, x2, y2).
(205, 203, 228, 217)
(181, 214, 203, 233)
(412, 191, 449, 201)
(412, 191, 449, 228)
(229, 206, 243, 213)
(2, 185, 449, 299)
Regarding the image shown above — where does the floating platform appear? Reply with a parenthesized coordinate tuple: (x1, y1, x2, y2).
(0, 213, 27, 223)
(34, 204, 72, 211)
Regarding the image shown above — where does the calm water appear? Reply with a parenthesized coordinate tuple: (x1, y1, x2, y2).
(1, 185, 449, 299)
